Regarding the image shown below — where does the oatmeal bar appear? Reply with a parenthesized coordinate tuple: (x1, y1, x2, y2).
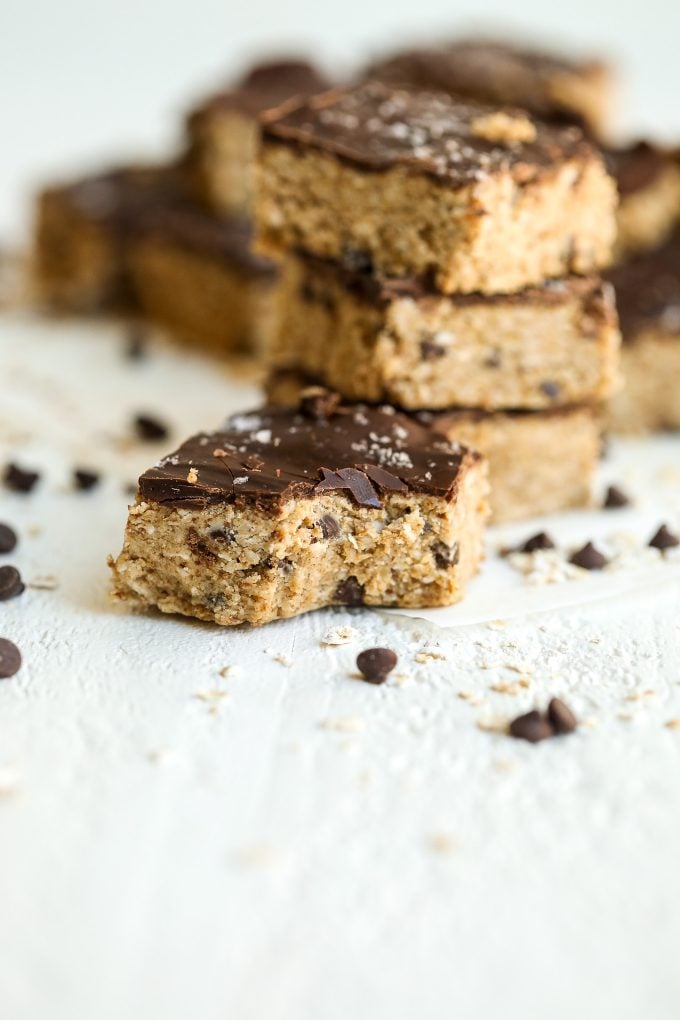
(186, 59, 330, 216)
(271, 251, 620, 410)
(33, 164, 177, 312)
(607, 236, 680, 432)
(365, 38, 613, 137)
(267, 373, 601, 524)
(130, 201, 278, 355)
(606, 143, 680, 257)
(111, 403, 489, 626)
(256, 83, 617, 295)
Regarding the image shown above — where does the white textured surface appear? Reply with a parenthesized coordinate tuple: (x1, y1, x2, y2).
(1, 313, 680, 1020)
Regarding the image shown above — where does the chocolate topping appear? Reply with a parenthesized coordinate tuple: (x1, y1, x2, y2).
(365, 40, 604, 126)
(138, 404, 473, 511)
(136, 202, 276, 276)
(190, 59, 330, 120)
(295, 249, 611, 310)
(261, 81, 595, 187)
(56, 164, 181, 235)
(605, 142, 670, 197)
(606, 235, 680, 340)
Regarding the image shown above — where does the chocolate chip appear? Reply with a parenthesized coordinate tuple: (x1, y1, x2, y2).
(603, 485, 630, 509)
(420, 339, 446, 360)
(569, 541, 608, 570)
(432, 540, 459, 568)
(0, 638, 21, 678)
(73, 469, 100, 491)
(125, 325, 147, 360)
(134, 414, 169, 441)
(484, 350, 502, 369)
(356, 647, 397, 684)
(3, 462, 40, 493)
(517, 531, 555, 553)
(508, 710, 554, 743)
(649, 524, 679, 551)
(334, 576, 364, 606)
(547, 697, 578, 734)
(540, 381, 560, 399)
(341, 246, 373, 274)
(299, 387, 341, 421)
(0, 566, 24, 601)
(210, 527, 236, 543)
(319, 514, 341, 539)
(0, 524, 17, 554)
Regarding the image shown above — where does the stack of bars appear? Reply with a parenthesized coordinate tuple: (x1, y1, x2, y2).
(258, 74, 621, 522)
(33, 60, 330, 356)
(604, 143, 680, 431)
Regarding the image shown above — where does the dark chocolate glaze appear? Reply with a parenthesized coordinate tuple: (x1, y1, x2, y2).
(138, 404, 475, 511)
(606, 234, 680, 340)
(261, 81, 597, 186)
(604, 142, 671, 197)
(52, 164, 274, 275)
(294, 249, 615, 312)
(138, 203, 276, 276)
(190, 59, 331, 120)
(364, 40, 606, 126)
(55, 164, 182, 236)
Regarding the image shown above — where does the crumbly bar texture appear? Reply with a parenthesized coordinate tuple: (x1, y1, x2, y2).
(365, 38, 613, 137)
(256, 83, 617, 295)
(186, 60, 330, 216)
(33, 165, 176, 312)
(130, 203, 278, 355)
(607, 236, 680, 432)
(606, 143, 680, 258)
(111, 404, 489, 626)
(271, 252, 621, 410)
(266, 373, 601, 524)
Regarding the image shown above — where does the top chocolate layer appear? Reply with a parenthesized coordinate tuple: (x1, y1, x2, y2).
(137, 201, 276, 276)
(605, 142, 671, 197)
(53, 164, 181, 235)
(261, 82, 596, 186)
(190, 59, 330, 121)
(138, 402, 474, 510)
(365, 39, 605, 126)
(606, 234, 680, 339)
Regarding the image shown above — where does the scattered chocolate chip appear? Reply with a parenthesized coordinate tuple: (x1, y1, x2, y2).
(508, 710, 554, 743)
(356, 647, 397, 684)
(0, 566, 24, 601)
(569, 541, 608, 570)
(73, 468, 100, 491)
(3, 462, 40, 493)
(420, 339, 446, 360)
(334, 576, 364, 606)
(603, 485, 630, 509)
(649, 524, 679, 551)
(0, 524, 17, 554)
(547, 697, 578, 734)
(539, 381, 560, 399)
(319, 514, 341, 539)
(299, 387, 341, 421)
(134, 414, 169, 442)
(125, 325, 147, 360)
(484, 350, 502, 369)
(0, 638, 21, 678)
(518, 531, 555, 554)
(432, 540, 459, 568)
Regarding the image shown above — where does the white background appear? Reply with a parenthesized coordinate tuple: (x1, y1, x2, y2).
(1, 0, 680, 240)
